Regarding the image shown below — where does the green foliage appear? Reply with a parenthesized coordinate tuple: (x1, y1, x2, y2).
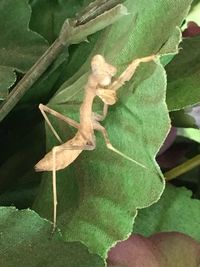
(0, 0, 48, 100)
(134, 184, 200, 242)
(170, 108, 200, 128)
(0, 207, 104, 267)
(178, 128, 200, 143)
(0, 67, 16, 100)
(33, 0, 192, 258)
(30, 0, 83, 43)
(166, 36, 200, 111)
(0, 0, 48, 72)
(0, 0, 199, 266)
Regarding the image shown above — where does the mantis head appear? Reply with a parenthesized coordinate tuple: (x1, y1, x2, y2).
(91, 55, 117, 105)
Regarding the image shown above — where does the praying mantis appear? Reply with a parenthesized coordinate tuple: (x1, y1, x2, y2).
(35, 54, 157, 231)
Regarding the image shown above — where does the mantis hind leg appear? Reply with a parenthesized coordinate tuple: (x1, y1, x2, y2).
(94, 123, 148, 170)
(94, 123, 163, 179)
(51, 141, 96, 232)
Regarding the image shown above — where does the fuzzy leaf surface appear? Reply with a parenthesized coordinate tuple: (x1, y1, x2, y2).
(0, 207, 104, 267)
(134, 185, 200, 242)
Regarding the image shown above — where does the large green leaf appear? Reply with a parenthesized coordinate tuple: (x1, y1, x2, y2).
(0, 207, 104, 267)
(166, 36, 200, 111)
(134, 184, 200, 242)
(34, 0, 192, 258)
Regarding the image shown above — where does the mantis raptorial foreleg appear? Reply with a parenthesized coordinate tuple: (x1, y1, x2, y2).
(39, 104, 80, 143)
(93, 103, 109, 122)
(109, 55, 156, 92)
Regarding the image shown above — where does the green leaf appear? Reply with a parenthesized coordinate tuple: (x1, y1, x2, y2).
(166, 36, 200, 111)
(30, 0, 83, 43)
(0, 67, 16, 100)
(191, 0, 200, 9)
(187, 0, 200, 24)
(134, 184, 200, 242)
(0, 0, 48, 101)
(170, 108, 199, 128)
(34, 0, 192, 258)
(0, 0, 48, 72)
(0, 207, 104, 267)
(178, 128, 200, 143)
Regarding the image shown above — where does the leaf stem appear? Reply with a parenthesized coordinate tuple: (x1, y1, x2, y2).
(0, 0, 126, 122)
(164, 154, 200, 181)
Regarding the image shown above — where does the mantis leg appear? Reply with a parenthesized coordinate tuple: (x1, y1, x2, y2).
(109, 55, 156, 92)
(94, 123, 163, 179)
(93, 104, 108, 122)
(39, 104, 80, 143)
(94, 122, 148, 170)
(51, 141, 96, 232)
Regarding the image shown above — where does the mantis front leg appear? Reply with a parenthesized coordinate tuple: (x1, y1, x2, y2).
(109, 55, 156, 92)
(39, 104, 80, 143)
(93, 103, 109, 122)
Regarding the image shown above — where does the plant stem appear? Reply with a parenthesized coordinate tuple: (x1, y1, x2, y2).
(0, 0, 126, 122)
(75, 0, 125, 25)
(164, 154, 200, 181)
(0, 39, 64, 122)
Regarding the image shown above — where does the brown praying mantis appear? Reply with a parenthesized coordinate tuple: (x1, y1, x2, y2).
(35, 54, 157, 231)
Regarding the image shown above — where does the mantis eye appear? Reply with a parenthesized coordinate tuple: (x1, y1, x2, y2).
(91, 54, 117, 86)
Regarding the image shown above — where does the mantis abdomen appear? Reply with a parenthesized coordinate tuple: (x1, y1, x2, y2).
(35, 133, 87, 172)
